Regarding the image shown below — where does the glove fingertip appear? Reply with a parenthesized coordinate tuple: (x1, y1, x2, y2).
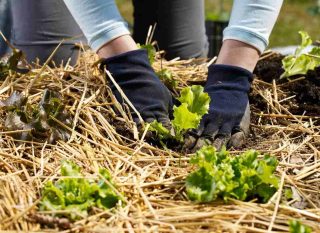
(213, 135, 230, 151)
(191, 137, 212, 153)
(228, 131, 246, 148)
(158, 117, 171, 128)
(183, 134, 197, 152)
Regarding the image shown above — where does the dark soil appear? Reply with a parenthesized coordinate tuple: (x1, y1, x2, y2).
(286, 78, 320, 116)
(253, 53, 320, 116)
(254, 53, 285, 83)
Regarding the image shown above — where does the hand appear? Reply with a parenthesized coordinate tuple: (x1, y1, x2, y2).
(185, 64, 252, 151)
(100, 49, 173, 127)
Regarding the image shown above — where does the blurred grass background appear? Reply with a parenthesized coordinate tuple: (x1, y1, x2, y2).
(115, 0, 320, 48)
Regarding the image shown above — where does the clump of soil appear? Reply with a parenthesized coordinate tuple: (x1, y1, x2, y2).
(254, 53, 285, 83)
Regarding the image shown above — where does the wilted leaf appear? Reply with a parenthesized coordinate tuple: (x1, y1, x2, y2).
(290, 186, 308, 209)
(8, 49, 24, 70)
(0, 49, 25, 79)
(5, 112, 27, 130)
(0, 91, 27, 109)
(1, 89, 72, 143)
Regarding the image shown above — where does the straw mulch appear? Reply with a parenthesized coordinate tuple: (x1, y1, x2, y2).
(0, 50, 319, 233)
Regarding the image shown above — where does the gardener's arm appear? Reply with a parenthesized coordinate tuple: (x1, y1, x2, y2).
(187, 0, 284, 151)
(63, 0, 138, 58)
(219, 0, 284, 71)
(63, 0, 173, 126)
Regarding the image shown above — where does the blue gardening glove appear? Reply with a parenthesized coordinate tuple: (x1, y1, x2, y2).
(185, 64, 252, 151)
(100, 49, 173, 127)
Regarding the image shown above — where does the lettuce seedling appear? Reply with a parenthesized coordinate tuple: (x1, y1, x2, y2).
(281, 31, 320, 79)
(40, 161, 121, 221)
(186, 146, 279, 203)
(138, 43, 157, 65)
(289, 220, 312, 233)
(0, 89, 72, 143)
(157, 68, 177, 90)
(150, 85, 210, 143)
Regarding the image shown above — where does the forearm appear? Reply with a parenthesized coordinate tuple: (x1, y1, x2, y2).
(63, 0, 136, 56)
(216, 40, 259, 72)
(97, 35, 138, 59)
(218, 0, 283, 71)
(224, 0, 283, 53)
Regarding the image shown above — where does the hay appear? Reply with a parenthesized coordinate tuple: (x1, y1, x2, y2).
(0, 49, 319, 232)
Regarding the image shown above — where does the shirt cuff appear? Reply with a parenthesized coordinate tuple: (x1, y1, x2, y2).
(90, 22, 130, 52)
(223, 26, 268, 53)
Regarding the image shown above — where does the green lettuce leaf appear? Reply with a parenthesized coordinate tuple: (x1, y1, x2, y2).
(190, 145, 218, 165)
(308, 46, 320, 57)
(178, 85, 210, 116)
(171, 103, 201, 141)
(186, 166, 216, 202)
(186, 146, 279, 203)
(149, 120, 172, 140)
(96, 168, 122, 209)
(139, 44, 156, 64)
(40, 181, 66, 211)
(295, 31, 312, 56)
(148, 85, 210, 144)
(289, 220, 312, 233)
(256, 159, 279, 188)
(40, 161, 121, 221)
(281, 54, 320, 78)
(281, 31, 320, 78)
(157, 69, 177, 90)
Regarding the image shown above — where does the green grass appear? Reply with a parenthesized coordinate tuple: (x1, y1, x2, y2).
(115, 0, 320, 48)
(270, 1, 320, 47)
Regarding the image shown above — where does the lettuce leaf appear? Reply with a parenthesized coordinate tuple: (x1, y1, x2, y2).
(281, 31, 320, 78)
(157, 69, 177, 90)
(149, 85, 210, 144)
(186, 146, 279, 203)
(149, 120, 172, 140)
(138, 44, 156, 64)
(289, 220, 312, 233)
(40, 161, 121, 220)
(295, 31, 312, 56)
(171, 103, 202, 141)
(178, 85, 210, 116)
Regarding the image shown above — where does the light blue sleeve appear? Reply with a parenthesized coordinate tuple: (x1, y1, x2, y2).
(63, 0, 130, 51)
(224, 0, 283, 53)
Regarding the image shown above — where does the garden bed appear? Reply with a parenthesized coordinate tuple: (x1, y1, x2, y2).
(0, 49, 319, 232)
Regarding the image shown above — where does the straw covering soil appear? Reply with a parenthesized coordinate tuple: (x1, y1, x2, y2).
(0, 50, 319, 232)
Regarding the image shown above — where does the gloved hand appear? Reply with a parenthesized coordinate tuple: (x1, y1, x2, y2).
(185, 64, 252, 151)
(100, 49, 173, 127)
